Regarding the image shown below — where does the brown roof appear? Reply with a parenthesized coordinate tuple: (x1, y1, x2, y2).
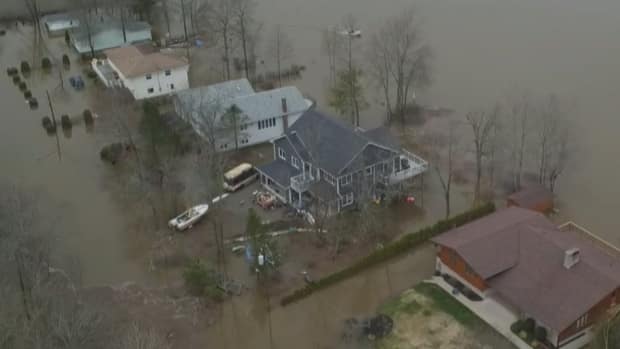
(432, 207, 620, 332)
(104, 45, 188, 78)
(507, 184, 553, 209)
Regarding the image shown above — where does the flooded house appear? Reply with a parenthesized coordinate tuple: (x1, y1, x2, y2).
(173, 79, 312, 151)
(42, 12, 80, 36)
(70, 19, 152, 54)
(92, 44, 189, 99)
(255, 110, 428, 213)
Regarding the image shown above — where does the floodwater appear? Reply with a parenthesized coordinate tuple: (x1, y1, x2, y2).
(0, 26, 149, 286)
(251, 0, 620, 245)
(1, 0, 619, 347)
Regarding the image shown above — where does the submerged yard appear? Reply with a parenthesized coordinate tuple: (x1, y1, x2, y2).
(376, 283, 516, 349)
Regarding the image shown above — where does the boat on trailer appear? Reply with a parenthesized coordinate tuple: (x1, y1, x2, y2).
(168, 204, 209, 231)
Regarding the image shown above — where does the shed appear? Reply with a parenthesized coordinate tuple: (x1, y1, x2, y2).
(506, 184, 554, 213)
(43, 13, 80, 36)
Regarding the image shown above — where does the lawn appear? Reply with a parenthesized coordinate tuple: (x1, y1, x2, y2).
(413, 283, 486, 329)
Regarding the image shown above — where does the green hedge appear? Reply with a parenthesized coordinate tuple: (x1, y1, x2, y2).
(280, 202, 496, 306)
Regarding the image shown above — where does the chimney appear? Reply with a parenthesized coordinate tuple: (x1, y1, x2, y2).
(563, 248, 580, 269)
(281, 98, 289, 132)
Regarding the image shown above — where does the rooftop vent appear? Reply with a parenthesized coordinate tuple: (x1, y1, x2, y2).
(563, 248, 580, 269)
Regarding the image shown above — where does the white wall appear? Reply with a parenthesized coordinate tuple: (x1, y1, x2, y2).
(109, 60, 189, 100)
(215, 112, 302, 151)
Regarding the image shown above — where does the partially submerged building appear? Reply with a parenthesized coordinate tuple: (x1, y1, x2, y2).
(42, 12, 80, 36)
(70, 19, 152, 54)
(92, 44, 189, 99)
(255, 110, 428, 213)
(174, 79, 312, 151)
(507, 184, 554, 214)
(432, 207, 620, 349)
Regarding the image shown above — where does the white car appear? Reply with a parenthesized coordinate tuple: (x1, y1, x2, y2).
(168, 204, 209, 231)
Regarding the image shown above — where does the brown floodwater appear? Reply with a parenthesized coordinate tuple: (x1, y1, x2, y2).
(0, 25, 149, 286)
(1, 0, 619, 347)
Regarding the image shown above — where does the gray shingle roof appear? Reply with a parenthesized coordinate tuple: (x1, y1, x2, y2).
(287, 110, 400, 175)
(175, 80, 309, 128)
(257, 159, 300, 187)
(433, 207, 620, 332)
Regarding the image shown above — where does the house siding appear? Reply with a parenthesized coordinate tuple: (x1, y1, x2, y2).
(437, 246, 488, 292)
(114, 64, 189, 100)
(557, 288, 618, 346)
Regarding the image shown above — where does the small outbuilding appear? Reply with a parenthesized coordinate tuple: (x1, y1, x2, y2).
(506, 184, 554, 214)
(43, 13, 80, 36)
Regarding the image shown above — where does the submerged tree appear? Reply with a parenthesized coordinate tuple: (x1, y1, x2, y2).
(245, 208, 280, 277)
(466, 105, 500, 203)
(328, 68, 368, 126)
(368, 7, 432, 123)
(268, 24, 294, 87)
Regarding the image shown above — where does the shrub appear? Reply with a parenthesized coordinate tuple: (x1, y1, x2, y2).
(23, 90, 32, 99)
(41, 57, 52, 70)
(6, 67, 18, 76)
(20, 61, 30, 74)
(18, 82, 27, 91)
(13, 75, 21, 84)
(61, 115, 72, 129)
(86, 70, 97, 79)
(62, 54, 70, 67)
(523, 318, 536, 333)
(534, 326, 547, 342)
(182, 259, 221, 299)
(511, 320, 524, 333)
(64, 30, 70, 44)
(28, 98, 38, 109)
(280, 203, 496, 306)
(83, 109, 93, 124)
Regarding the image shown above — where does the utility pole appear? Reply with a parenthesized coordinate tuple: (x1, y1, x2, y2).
(46, 90, 62, 161)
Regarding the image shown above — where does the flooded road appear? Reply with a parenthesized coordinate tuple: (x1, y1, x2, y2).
(0, 26, 149, 286)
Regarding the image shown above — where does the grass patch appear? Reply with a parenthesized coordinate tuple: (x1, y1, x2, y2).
(380, 296, 422, 317)
(414, 283, 484, 329)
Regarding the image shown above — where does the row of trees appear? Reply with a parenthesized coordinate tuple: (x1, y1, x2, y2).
(428, 93, 573, 218)
(325, 8, 432, 126)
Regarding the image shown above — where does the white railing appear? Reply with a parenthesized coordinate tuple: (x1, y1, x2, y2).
(389, 149, 428, 184)
(291, 173, 314, 193)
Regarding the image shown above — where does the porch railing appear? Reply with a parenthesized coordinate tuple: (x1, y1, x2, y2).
(291, 173, 314, 193)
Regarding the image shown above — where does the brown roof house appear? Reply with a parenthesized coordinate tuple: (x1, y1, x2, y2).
(91, 44, 189, 100)
(507, 184, 554, 213)
(432, 207, 620, 348)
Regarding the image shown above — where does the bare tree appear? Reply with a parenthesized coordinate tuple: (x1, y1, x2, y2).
(368, 7, 432, 123)
(427, 120, 459, 218)
(466, 105, 500, 203)
(322, 27, 343, 86)
(269, 24, 293, 87)
(503, 93, 532, 191)
(232, 0, 259, 79)
(118, 323, 171, 349)
(73, 0, 101, 57)
(208, 0, 236, 80)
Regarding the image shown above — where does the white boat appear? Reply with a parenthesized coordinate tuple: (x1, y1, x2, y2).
(339, 29, 362, 38)
(168, 204, 209, 231)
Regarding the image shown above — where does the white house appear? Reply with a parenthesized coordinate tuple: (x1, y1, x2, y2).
(92, 44, 189, 100)
(174, 79, 313, 151)
(42, 13, 80, 36)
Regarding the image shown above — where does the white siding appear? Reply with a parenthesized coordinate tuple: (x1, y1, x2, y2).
(215, 112, 303, 151)
(108, 60, 189, 100)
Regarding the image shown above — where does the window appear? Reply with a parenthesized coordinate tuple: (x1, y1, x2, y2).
(576, 313, 589, 329)
(291, 157, 299, 169)
(342, 192, 354, 207)
(147, 87, 154, 94)
(240, 123, 248, 131)
(219, 143, 229, 150)
(278, 148, 286, 160)
(146, 74, 152, 80)
(241, 139, 249, 145)
(322, 170, 336, 185)
(170, 83, 175, 90)
(339, 174, 352, 186)
(365, 166, 373, 176)
(165, 70, 171, 76)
